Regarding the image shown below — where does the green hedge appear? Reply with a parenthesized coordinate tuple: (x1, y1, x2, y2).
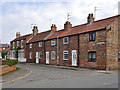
(5, 60, 18, 66)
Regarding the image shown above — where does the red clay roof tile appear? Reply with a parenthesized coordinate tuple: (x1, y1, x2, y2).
(45, 15, 119, 40)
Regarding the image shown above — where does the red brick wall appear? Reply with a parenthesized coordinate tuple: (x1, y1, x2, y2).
(59, 35, 78, 66)
(0, 65, 16, 75)
(79, 30, 107, 70)
(26, 41, 45, 64)
(45, 35, 78, 66)
(106, 18, 119, 70)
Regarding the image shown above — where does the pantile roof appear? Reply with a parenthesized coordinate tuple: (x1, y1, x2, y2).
(45, 15, 119, 40)
(28, 30, 51, 43)
(11, 34, 32, 42)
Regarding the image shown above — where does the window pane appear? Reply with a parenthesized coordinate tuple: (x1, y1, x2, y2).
(93, 32, 95, 41)
(63, 37, 68, 44)
(64, 51, 68, 60)
(51, 51, 55, 59)
(92, 52, 96, 59)
(118, 53, 120, 61)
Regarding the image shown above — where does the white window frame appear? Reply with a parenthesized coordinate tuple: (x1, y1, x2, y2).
(63, 51, 68, 60)
(51, 51, 55, 60)
(39, 51, 42, 59)
(51, 39, 56, 46)
(17, 41, 19, 47)
(21, 40, 23, 48)
(30, 44, 32, 48)
(39, 42, 42, 47)
(29, 52, 32, 59)
(63, 37, 69, 44)
(13, 42, 15, 49)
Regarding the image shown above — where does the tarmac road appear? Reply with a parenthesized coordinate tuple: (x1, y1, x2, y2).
(2, 63, 118, 88)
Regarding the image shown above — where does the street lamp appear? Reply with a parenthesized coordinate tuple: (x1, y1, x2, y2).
(56, 34, 59, 65)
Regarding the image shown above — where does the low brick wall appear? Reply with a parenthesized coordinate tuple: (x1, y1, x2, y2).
(0, 65, 16, 75)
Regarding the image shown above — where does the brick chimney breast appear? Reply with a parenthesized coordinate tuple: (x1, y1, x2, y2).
(16, 32, 21, 38)
(64, 21, 72, 31)
(51, 24, 57, 31)
(87, 13, 95, 24)
(32, 26, 38, 36)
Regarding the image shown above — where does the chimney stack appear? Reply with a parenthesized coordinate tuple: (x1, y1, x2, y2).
(16, 32, 21, 38)
(64, 21, 72, 31)
(32, 26, 38, 36)
(51, 24, 57, 31)
(87, 13, 95, 24)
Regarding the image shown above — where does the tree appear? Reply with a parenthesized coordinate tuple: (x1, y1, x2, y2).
(2, 52, 6, 58)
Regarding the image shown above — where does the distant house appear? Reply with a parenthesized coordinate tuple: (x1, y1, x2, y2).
(0, 44, 9, 58)
(10, 32, 33, 62)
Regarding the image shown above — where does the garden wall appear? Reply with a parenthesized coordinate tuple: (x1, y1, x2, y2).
(0, 65, 16, 75)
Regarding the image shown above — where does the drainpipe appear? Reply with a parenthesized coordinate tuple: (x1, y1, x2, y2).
(77, 34, 80, 67)
(56, 34, 59, 65)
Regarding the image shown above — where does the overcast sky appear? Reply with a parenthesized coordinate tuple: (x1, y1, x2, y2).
(0, 0, 120, 44)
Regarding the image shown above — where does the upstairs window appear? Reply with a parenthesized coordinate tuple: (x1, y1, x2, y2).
(51, 51, 55, 60)
(51, 39, 56, 46)
(17, 41, 19, 47)
(13, 42, 15, 49)
(39, 42, 42, 47)
(30, 44, 32, 48)
(118, 52, 120, 62)
(63, 37, 69, 44)
(88, 51, 96, 62)
(89, 32, 95, 41)
(21, 40, 23, 48)
(63, 51, 68, 60)
(29, 52, 32, 59)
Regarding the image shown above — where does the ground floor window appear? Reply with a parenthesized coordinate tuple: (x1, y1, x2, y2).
(118, 52, 120, 62)
(10, 50, 15, 58)
(88, 51, 96, 62)
(39, 52, 42, 59)
(63, 51, 68, 60)
(18, 50, 24, 58)
(29, 52, 32, 59)
(51, 51, 55, 60)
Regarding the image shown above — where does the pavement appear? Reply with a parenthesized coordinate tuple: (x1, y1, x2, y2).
(2, 63, 119, 88)
(1, 67, 29, 84)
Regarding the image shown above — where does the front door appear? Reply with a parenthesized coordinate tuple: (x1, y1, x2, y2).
(72, 50, 77, 66)
(36, 52, 39, 63)
(46, 52, 49, 64)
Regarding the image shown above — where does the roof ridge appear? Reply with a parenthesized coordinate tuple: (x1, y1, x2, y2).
(71, 14, 119, 29)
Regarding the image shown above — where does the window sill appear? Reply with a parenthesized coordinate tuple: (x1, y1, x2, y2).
(63, 43, 68, 45)
(63, 59, 68, 60)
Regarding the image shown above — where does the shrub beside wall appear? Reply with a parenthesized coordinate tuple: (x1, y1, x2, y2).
(5, 60, 18, 66)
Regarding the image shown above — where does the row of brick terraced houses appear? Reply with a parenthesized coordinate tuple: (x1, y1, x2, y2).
(10, 14, 120, 70)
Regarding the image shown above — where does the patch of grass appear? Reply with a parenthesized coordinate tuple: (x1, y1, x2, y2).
(1, 67, 21, 76)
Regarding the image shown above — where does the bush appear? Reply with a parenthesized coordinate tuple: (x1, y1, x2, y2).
(2, 52, 6, 58)
(5, 60, 18, 66)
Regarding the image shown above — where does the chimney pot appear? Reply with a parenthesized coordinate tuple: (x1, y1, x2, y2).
(64, 21, 72, 31)
(16, 32, 21, 38)
(51, 24, 57, 31)
(32, 26, 38, 36)
(87, 13, 95, 24)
